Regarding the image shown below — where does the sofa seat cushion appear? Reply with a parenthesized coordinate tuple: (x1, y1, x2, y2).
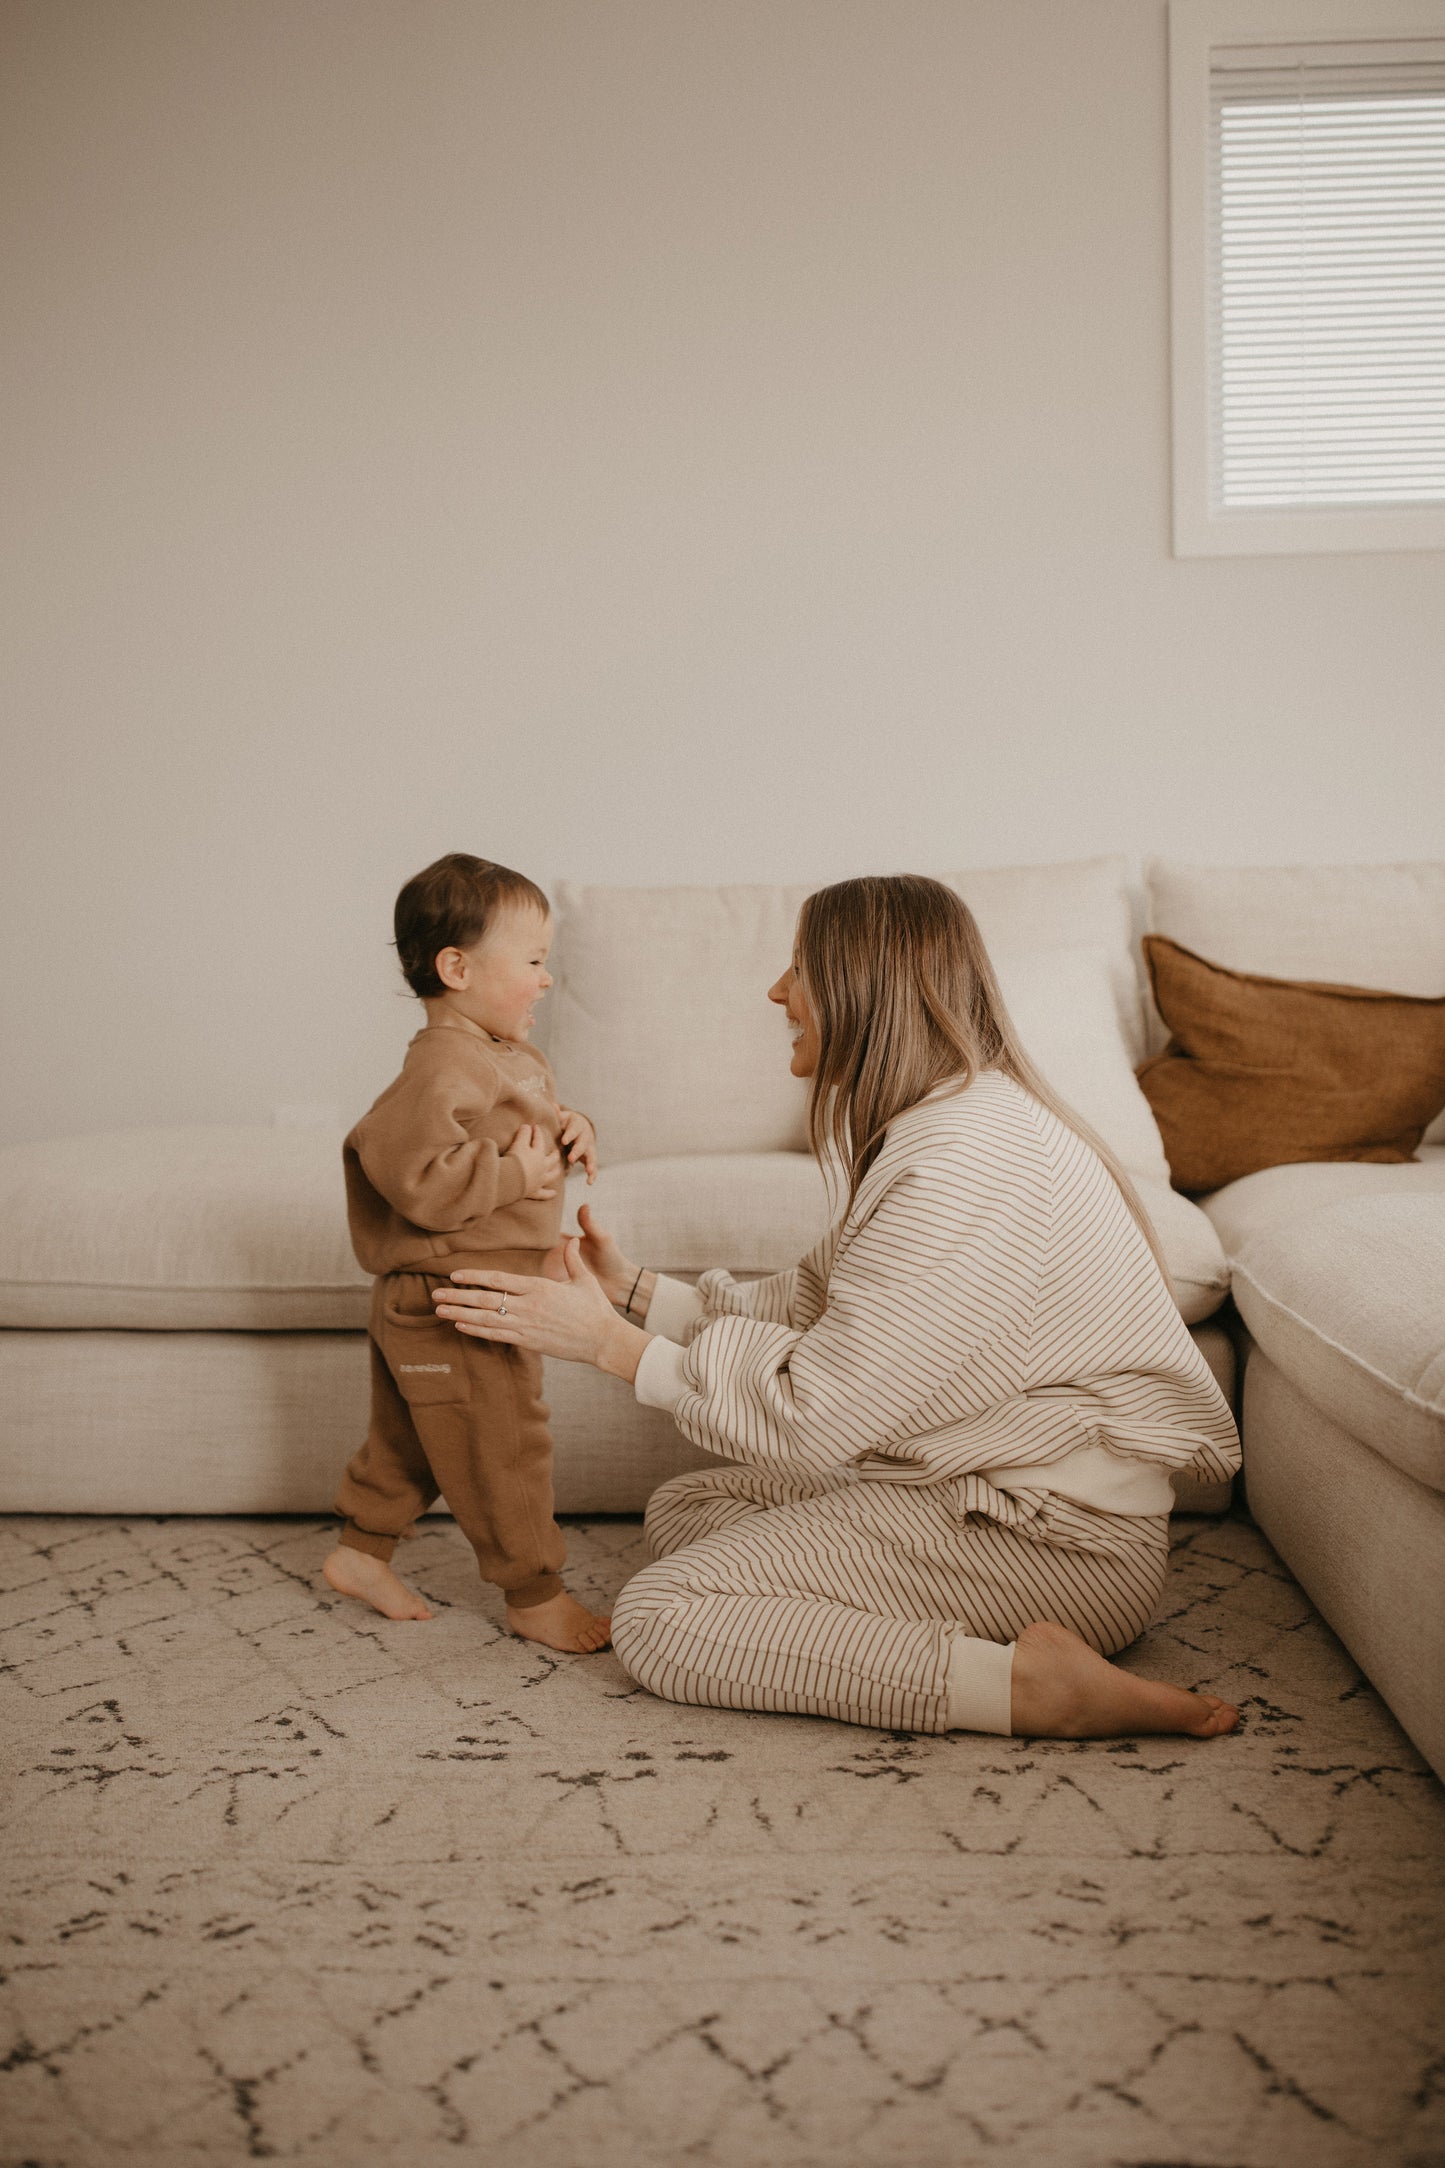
(1229, 1195, 1445, 1493)
(0, 1129, 835, 1332)
(1132, 1179, 1230, 1324)
(582, 1153, 1226, 1325)
(0, 1127, 370, 1330)
(0, 1132, 832, 1330)
(1200, 1147, 1445, 1256)
(0, 1121, 1227, 1334)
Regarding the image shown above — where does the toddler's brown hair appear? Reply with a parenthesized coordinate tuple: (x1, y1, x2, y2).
(394, 853, 550, 999)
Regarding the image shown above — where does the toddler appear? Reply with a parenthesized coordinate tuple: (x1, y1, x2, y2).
(322, 852, 610, 1653)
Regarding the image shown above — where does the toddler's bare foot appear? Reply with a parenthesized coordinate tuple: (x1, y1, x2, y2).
(323, 1545, 433, 1621)
(506, 1591, 612, 1653)
(1009, 1620, 1238, 1739)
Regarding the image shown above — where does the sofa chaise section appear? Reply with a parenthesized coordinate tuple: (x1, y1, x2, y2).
(1150, 859, 1445, 1780)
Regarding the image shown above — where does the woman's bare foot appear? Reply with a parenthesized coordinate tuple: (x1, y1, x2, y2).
(322, 1545, 433, 1621)
(506, 1591, 612, 1653)
(1009, 1620, 1238, 1739)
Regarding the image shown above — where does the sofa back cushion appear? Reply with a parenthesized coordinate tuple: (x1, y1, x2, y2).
(989, 946, 1172, 1186)
(948, 858, 1147, 1060)
(546, 882, 815, 1159)
(546, 860, 1151, 1165)
(1146, 859, 1445, 1144)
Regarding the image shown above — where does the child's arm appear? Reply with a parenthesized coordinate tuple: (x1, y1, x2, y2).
(558, 1108, 597, 1184)
(356, 1076, 561, 1231)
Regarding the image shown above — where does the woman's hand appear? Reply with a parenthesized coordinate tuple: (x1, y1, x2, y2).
(434, 1237, 648, 1381)
(574, 1202, 638, 1307)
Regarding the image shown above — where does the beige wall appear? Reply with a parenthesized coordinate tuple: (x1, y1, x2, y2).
(2, 0, 1442, 1148)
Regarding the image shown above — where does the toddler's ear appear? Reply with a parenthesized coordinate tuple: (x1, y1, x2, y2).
(434, 945, 470, 991)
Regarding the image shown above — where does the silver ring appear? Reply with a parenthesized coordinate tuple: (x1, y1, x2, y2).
(498, 1295, 507, 1318)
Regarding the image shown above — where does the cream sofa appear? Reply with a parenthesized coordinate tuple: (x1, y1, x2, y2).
(2, 858, 1441, 1772)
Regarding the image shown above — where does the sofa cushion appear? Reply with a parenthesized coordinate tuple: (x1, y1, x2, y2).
(0, 1127, 370, 1330)
(1136, 937, 1445, 1192)
(1229, 1195, 1445, 1493)
(567, 1153, 832, 1276)
(572, 1150, 1226, 1325)
(1201, 1146, 1445, 1256)
(950, 858, 1146, 1060)
(1145, 858, 1445, 1144)
(547, 860, 1146, 1166)
(991, 946, 1172, 1186)
(0, 1131, 833, 1330)
(991, 944, 1228, 1319)
(546, 882, 814, 1162)
(1131, 1179, 1230, 1325)
(0, 1117, 1226, 1333)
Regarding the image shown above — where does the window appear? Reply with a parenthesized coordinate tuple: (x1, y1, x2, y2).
(1170, 0, 1445, 553)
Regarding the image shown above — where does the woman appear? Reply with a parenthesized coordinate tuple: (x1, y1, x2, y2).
(434, 876, 1241, 1741)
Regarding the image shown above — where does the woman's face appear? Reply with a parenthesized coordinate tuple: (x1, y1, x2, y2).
(768, 958, 820, 1078)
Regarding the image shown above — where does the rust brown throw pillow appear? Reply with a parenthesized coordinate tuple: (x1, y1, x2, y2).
(1136, 936, 1445, 1194)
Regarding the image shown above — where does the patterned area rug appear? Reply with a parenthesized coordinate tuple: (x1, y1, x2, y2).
(2, 1508, 1442, 2168)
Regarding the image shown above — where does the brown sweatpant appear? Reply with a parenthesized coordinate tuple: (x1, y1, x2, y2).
(335, 1255, 564, 1610)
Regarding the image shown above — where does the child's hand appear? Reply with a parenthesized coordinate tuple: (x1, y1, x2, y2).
(558, 1109, 598, 1184)
(576, 1202, 638, 1307)
(510, 1123, 562, 1201)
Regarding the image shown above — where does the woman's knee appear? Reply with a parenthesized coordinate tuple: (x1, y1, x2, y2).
(642, 1467, 745, 1557)
(642, 1473, 700, 1555)
(610, 1556, 696, 1692)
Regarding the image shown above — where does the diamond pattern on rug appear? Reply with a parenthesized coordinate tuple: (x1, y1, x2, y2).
(1, 1510, 1442, 2168)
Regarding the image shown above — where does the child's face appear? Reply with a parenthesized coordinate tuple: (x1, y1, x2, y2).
(435, 905, 554, 1041)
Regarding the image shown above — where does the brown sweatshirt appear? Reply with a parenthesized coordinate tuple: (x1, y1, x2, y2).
(344, 1012, 571, 1275)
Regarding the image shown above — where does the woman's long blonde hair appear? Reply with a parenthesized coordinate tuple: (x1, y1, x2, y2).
(794, 874, 1168, 1278)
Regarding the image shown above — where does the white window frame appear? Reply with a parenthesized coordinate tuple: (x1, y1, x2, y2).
(1169, 0, 1445, 555)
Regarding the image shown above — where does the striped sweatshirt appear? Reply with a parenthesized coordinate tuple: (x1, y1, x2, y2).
(634, 1070, 1240, 1515)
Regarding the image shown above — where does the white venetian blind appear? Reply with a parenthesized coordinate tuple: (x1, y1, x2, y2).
(1210, 39, 1445, 508)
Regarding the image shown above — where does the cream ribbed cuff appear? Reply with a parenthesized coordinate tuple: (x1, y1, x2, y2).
(945, 1633, 1015, 1735)
(640, 1274, 705, 1344)
(633, 1334, 690, 1413)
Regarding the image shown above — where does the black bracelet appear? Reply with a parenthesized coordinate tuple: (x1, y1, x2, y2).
(624, 1266, 645, 1318)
